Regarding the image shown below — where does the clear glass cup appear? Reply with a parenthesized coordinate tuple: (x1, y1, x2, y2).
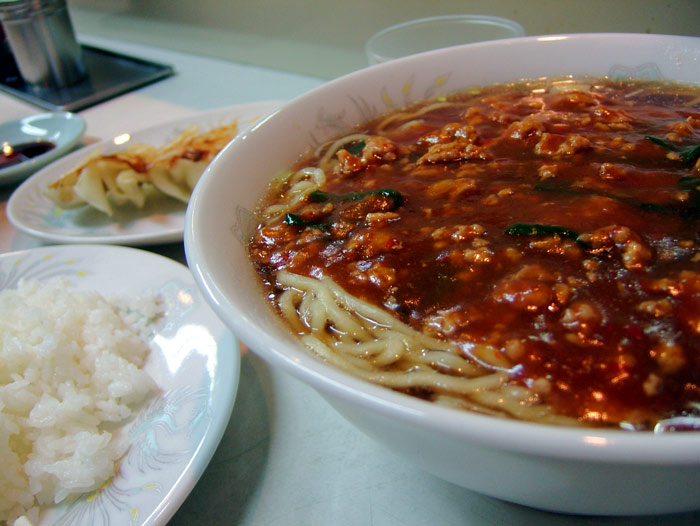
(365, 15, 526, 65)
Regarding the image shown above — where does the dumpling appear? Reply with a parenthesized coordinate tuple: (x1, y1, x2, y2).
(147, 120, 237, 204)
(43, 144, 155, 215)
(44, 119, 238, 216)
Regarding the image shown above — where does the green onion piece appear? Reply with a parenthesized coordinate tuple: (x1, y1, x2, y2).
(344, 140, 366, 156)
(679, 176, 700, 191)
(283, 212, 328, 228)
(307, 188, 403, 207)
(645, 136, 700, 166)
(680, 145, 700, 165)
(505, 223, 580, 240)
(645, 135, 676, 150)
(534, 181, 678, 215)
(679, 176, 700, 219)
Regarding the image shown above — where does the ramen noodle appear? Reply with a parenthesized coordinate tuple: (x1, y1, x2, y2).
(248, 77, 700, 431)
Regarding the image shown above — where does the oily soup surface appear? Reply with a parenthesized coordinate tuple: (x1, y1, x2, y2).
(249, 78, 700, 430)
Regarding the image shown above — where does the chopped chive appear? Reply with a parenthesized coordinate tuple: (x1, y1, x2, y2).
(283, 212, 328, 228)
(645, 136, 700, 166)
(679, 176, 700, 191)
(505, 223, 580, 240)
(534, 181, 681, 216)
(307, 188, 403, 207)
(645, 135, 676, 150)
(344, 140, 366, 156)
(680, 144, 700, 165)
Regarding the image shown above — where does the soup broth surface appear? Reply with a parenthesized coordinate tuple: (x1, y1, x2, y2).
(249, 78, 700, 431)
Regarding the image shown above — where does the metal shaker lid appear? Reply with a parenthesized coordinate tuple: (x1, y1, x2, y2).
(0, 0, 67, 22)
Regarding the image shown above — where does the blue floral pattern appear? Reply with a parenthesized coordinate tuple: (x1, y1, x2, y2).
(0, 246, 235, 526)
(52, 386, 210, 526)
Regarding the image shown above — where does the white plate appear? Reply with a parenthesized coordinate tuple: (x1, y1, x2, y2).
(0, 244, 240, 526)
(7, 101, 281, 246)
(0, 111, 86, 186)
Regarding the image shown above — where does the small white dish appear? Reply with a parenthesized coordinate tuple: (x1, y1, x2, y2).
(7, 100, 281, 246)
(0, 111, 86, 186)
(0, 243, 240, 526)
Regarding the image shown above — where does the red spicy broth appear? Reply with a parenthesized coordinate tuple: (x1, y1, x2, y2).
(249, 77, 700, 430)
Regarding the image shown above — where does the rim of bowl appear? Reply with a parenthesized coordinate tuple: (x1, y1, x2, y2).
(186, 32, 700, 465)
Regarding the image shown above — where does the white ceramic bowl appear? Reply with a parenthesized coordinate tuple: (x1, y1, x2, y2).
(185, 34, 700, 516)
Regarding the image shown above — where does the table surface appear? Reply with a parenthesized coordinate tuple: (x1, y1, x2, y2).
(2, 34, 699, 526)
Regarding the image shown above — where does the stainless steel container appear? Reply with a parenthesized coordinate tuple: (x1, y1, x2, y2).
(0, 0, 85, 90)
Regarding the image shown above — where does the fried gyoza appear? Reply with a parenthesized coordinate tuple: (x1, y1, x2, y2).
(44, 120, 238, 216)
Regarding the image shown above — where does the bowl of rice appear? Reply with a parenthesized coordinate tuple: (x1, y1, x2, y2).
(185, 33, 700, 516)
(0, 244, 239, 525)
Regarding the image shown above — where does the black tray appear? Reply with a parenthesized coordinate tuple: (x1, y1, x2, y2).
(0, 43, 175, 112)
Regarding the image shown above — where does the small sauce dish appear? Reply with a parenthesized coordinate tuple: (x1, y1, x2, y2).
(0, 111, 86, 185)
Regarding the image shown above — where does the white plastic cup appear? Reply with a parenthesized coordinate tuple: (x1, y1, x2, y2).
(365, 15, 526, 65)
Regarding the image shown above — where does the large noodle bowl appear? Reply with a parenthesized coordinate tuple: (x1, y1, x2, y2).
(248, 77, 700, 432)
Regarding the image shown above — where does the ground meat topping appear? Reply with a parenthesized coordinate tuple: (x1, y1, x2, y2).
(250, 78, 700, 429)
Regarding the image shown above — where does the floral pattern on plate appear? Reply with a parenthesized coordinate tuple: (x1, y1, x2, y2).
(0, 244, 239, 526)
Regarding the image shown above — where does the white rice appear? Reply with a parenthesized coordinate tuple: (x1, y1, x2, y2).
(0, 278, 158, 525)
